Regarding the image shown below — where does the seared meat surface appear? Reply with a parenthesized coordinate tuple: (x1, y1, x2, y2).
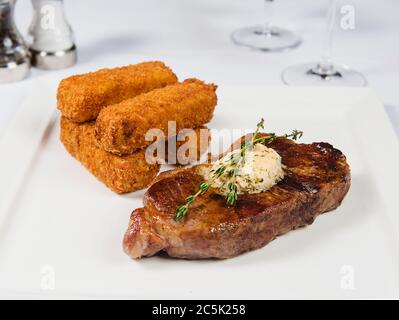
(123, 134, 351, 259)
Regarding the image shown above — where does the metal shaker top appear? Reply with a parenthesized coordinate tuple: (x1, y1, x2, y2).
(0, 0, 30, 83)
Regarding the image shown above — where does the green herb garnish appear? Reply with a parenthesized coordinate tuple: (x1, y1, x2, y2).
(174, 119, 303, 221)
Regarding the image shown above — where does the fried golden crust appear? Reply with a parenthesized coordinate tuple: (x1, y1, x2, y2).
(57, 61, 178, 123)
(60, 117, 161, 194)
(95, 78, 217, 155)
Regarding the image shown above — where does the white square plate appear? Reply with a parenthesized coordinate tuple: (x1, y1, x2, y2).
(0, 78, 398, 299)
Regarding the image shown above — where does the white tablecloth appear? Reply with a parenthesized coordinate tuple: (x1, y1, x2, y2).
(1, 0, 398, 138)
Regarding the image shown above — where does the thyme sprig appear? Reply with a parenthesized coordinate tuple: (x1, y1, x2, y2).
(175, 166, 225, 221)
(174, 119, 303, 221)
(285, 129, 303, 141)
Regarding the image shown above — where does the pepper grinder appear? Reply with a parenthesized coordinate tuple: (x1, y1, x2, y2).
(29, 0, 76, 70)
(0, 0, 30, 83)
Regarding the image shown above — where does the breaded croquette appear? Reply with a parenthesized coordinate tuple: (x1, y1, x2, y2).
(60, 116, 161, 194)
(61, 118, 210, 193)
(57, 61, 178, 123)
(95, 79, 217, 155)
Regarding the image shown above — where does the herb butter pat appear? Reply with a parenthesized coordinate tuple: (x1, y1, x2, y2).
(207, 143, 285, 195)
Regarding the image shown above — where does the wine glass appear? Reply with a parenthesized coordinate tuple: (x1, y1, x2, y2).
(232, 0, 301, 52)
(281, 0, 367, 86)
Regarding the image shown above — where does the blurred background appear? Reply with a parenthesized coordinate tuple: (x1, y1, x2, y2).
(1, 0, 399, 136)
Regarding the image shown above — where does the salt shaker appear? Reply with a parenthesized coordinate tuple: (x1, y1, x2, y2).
(0, 0, 30, 83)
(29, 0, 77, 70)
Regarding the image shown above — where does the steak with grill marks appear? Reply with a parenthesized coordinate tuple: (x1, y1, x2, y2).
(123, 134, 351, 259)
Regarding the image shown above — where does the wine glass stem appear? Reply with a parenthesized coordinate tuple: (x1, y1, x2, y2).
(263, 0, 275, 35)
(320, 0, 337, 71)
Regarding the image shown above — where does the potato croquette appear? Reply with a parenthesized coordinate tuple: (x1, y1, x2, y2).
(60, 117, 161, 194)
(57, 61, 178, 123)
(95, 79, 217, 155)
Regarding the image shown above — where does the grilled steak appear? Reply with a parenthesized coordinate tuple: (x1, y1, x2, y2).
(123, 134, 351, 259)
